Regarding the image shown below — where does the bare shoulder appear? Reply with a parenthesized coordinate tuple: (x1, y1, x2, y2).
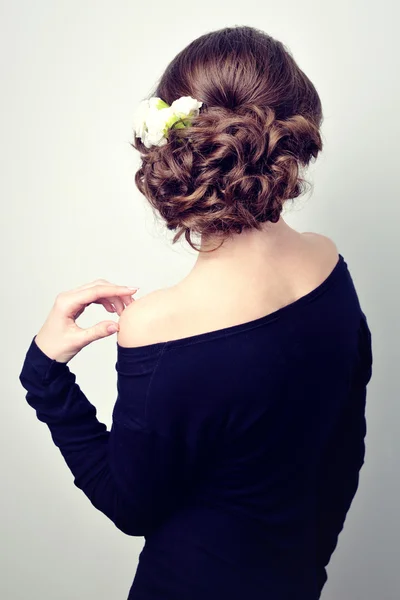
(117, 233, 340, 349)
(117, 287, 178, 348)
(301, 231, 339, 266)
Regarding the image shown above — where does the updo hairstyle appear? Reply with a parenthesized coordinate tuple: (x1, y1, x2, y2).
(131, 25, 323, 252)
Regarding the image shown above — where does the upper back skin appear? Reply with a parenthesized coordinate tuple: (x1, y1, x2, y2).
(117, 232, 340, 348)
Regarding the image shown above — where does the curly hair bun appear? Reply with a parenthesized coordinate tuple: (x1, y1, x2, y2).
(132, 26, 323, 251)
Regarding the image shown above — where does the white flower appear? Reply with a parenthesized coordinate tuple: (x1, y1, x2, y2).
(170, 96, 203, 119)
(132, 95, 203, 148)
(145, 105, 174, 148)
(132, 100, 151, 142)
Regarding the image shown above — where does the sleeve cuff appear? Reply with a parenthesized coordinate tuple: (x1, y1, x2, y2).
(24, 335, 70, 384)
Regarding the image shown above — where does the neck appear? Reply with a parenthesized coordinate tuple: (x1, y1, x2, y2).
(177, 216, 302, 292)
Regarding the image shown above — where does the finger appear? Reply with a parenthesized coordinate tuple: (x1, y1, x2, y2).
(121, 293, 136, 307)
(73, 279, 139, 293)
(74, 299, 119, 316)
(75, 294, 135, 317)
(108, 296, 125, 316)
(57, 285, 138, 314)
(80, 319, 120, 347)
(102, 299, 117, 313)
(112, 290, 138, 312)
(71, 279, 116, 292)
(98, 293, 135, 315)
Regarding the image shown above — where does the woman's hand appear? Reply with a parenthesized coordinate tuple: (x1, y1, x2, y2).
(34, 279, 139, 364)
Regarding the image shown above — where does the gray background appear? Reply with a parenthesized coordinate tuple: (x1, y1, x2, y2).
(1, 1, 398, 598)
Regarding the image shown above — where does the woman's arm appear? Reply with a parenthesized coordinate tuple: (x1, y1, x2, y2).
(19, 335, 186, 537)
(315, 314, 373, 595)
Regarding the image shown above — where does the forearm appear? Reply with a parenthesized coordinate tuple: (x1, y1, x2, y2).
(19, 336, 160, 536)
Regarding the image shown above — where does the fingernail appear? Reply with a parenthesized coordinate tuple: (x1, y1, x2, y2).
(127, 287, 139, 291)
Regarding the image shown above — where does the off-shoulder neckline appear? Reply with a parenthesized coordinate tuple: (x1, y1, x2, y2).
(117, 253, 346, 353)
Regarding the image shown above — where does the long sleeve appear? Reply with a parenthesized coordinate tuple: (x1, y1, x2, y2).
(315, 314, 373, 595)
(18, 335, 188, 537)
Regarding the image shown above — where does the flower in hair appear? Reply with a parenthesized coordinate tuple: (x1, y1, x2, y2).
(132, 96, 203, 148)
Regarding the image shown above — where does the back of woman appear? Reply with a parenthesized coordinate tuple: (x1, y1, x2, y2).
(19, 25, 373, 600)
(116, 248, 372, 600)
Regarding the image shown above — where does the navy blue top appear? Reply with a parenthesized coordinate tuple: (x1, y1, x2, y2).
(19, 253, 373, 600)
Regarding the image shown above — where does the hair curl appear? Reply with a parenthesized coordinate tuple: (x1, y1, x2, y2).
(131, 26, 323, 252)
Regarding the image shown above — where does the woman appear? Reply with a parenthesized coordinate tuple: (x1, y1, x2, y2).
(19, 25, 373, 600)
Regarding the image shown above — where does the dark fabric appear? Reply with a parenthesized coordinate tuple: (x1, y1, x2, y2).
(19, 254, 373, 599)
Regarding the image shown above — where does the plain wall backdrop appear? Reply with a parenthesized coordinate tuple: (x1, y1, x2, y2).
(1, 1, 398, 598)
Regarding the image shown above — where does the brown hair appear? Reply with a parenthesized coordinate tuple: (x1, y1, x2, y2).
(131, 25, 323, 252)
